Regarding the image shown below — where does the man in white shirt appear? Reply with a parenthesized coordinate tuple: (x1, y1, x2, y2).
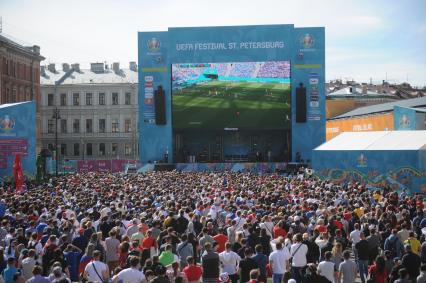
(84, 250, 110, 283)
(318, 251, 336, 283)
(113, 256, 146, 283)
(349, 223, 361, 260)
(269, 242, 291, 283)
(219, 242, 241, 283)
(259, 216, 274, 238)
(290, 234, 308, 283)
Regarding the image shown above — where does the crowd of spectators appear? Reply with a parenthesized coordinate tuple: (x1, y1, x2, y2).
(0, 171, 425, 283)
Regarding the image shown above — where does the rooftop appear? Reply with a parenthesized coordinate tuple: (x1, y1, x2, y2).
(40, 62, 138, 85)
(315, 131, 426, 151)
(331, 96, 426, 119)
(0, 34, 44, 60)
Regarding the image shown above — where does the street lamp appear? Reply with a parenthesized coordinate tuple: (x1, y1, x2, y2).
(52, 107, 61, 176)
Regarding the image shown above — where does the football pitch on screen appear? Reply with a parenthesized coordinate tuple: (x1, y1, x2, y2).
(172, 80, 291, 129)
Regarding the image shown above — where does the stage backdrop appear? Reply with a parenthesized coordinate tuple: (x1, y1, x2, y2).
(0, 102, 36, 178)
(138, 24, 325, 163)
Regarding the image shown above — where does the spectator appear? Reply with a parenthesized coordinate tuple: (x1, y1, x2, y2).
(239, 248, 258, 283)
(251, 244, 267, 283)
(201, 242, 219, 283)
(289, 233, 308, 283)
(368, 256, 388, 283)
(338, 251, 356, 283)
(26, 266, 50, 283)
(401, 244, 421, 281)
(318, 251, 336, 283)
(218, 242, 240, 283)
(83, 250, 109, 283)
(112, 256, 146, 283)
(269, 242, 290, 283)
(182, 256, 202, 283)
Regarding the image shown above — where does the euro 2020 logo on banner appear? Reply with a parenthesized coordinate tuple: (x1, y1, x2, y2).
(357, 153, 367, 168)
(300, 33, 314, 49)
(147, 38, 161, 52)
(0, 115, 15, 132)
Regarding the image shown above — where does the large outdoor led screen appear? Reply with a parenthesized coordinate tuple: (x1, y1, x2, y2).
(172, 61, 291, 130)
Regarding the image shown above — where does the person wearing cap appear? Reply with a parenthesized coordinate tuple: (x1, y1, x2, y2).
(401, 244, 421, 281)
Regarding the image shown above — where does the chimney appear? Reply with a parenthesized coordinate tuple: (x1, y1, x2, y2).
(129, 61, 137, 72)
(32, 45, 40, 55)
(47, 63, 56, 73)
(362, 85, 367, 95)
(71, 63, 80, 72)
(90, 62, 104, 73)
(40, 66, 46, 77)
(62, 63, 70, 72)
(112, 62, 120, 74)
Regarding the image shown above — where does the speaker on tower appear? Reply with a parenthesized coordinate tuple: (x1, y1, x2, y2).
(296, 83, 307, 123)
(155, 85, 166, 125)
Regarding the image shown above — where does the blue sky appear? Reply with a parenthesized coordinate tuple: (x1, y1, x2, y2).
(1, 0, 425, 86)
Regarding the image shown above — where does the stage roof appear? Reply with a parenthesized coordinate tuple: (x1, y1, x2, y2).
(315, 131, 426, 151)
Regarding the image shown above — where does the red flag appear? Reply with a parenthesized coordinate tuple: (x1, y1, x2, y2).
(13, 154, 24, 194)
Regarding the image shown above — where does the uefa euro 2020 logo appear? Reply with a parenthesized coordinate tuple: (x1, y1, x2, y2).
(0, 115, 15, 132)
(357, 153, 367, 167)
(147, 38, 161, 52)
(301, 33, 314, 49)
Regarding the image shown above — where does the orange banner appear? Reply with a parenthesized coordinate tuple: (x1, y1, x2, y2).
(326, 113, 394, 140)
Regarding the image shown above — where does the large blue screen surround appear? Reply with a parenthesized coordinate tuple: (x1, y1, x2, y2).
(138, 24, 325, 163)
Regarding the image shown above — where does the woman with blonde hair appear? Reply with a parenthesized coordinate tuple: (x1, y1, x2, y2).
(331, 242, 343, 283)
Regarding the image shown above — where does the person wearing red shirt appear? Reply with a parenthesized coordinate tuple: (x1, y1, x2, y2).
(140, 230, 157, 265)
(183, 256, 203, 283)
(273, 221, 287, 239)
(213, 228, 228, 253)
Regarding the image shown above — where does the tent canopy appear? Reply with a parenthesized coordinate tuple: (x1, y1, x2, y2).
(315, 131, 426, 151)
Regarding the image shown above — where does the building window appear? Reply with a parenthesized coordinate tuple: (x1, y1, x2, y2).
(86, 143, 92, 156)
(99, 143, 105, 156)
(48, 93, 54, 106)
(60, 144, 67, 156)
(112, 119, 119, 133)
(125, 144, 132, 156)
(99, 119, 106, 133)
(112, 92, 119, 105)
(60, 93, 67, 106)
(125, 92, 131, 105)
(124, 119, 131, 132)
(73, 143, 80, 156)
(99, 93, 105, 105)
(11, 88, 17, 102)
(73, 119, 80, 133)
(48, 143, 54, 151)
(60, 119, 67, 133)
(47, 119, 54, 134)
(86, 93, 93, 105)
(86, 119, 93, 133)
(112, 143, 118, 156)
(73, 93, 80, 106)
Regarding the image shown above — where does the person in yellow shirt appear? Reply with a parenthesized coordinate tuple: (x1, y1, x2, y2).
(404, 231, 421, 255)
(354, 203, 364, 218)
